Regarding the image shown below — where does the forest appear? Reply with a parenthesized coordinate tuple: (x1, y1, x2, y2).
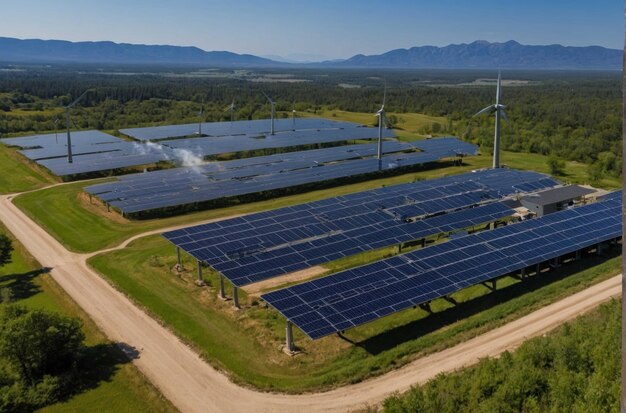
(0, 66, 621, 179)
(381, 299, 620, 413)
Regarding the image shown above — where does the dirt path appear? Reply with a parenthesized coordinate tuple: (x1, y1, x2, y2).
(0, 193, 620, 413)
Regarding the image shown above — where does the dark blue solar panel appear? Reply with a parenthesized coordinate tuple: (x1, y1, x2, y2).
(262, 194, 621, 339)
(164, 169, 559, 287)
(87, 138, 481, 213)
(120, 118, 378, 141)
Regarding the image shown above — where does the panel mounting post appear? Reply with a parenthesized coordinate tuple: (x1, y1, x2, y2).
(176, 247, 181, 272)
(285, 321, 295, 353)
(233, 286, 240, 309)
(196, 260, 205, 286)
(219, 274, 226, 300)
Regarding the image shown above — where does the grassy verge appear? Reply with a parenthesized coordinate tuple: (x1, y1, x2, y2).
(14, 148, 619, 254)
(88, 232, 620, 393)
(0, 223, 177, 413)
(0, 143, 57, 194)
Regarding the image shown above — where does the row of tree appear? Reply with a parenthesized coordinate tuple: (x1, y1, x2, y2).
(381, 299, 620, 413)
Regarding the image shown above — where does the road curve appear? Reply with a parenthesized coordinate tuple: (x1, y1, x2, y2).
(0, 194, 620, 413)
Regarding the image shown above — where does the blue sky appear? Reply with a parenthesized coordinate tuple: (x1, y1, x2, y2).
(2, 0, 622, 60)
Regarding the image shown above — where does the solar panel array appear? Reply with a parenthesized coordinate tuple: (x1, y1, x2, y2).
(163, 169, 559, 287)
(120, 118, 370, 141)
(157, 127, 395, 156)
(262, 193, 621, 339)
(86, 138, 479, 214)
(1, 130, 174, 176)
(3, 120, 395, 176)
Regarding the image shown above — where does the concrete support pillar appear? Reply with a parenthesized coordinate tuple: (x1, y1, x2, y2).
(176, 247, 181, 272)
(233, 286, 240, 308)
(196, 260, 204, 286)
(285, 321, 295, 353)
(219, 274, 226, 300)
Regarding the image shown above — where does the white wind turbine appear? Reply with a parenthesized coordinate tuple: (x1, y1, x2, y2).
(474, 71, 508, 169)
(375, 83, 387, 160)
(224, 99, 236, 123)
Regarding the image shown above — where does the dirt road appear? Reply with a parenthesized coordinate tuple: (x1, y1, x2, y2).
(0, 193, 620, 413)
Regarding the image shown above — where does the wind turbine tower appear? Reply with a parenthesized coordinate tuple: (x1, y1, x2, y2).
(474, 72, 507, 168)
(65, 89, 94, 164)
(262, 92, 276, 135)
(375, 85, 387, 160)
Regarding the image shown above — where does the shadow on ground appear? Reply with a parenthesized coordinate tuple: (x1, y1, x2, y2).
(0, 267, 51, 301)
(349, 248, 620, 355)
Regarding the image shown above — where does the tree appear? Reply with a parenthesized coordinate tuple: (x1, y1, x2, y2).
(546, 155, 566, 176)
(0, 234, 12, 267)
(0, 306, 85, 386)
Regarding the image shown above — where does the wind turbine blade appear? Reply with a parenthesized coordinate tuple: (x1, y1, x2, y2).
(496, 71, 501, 105)
(473, 105, 496, 117)
(262, 91, 273, 104)
(383, 80, 387, 106)
(500, 109, 508, 122)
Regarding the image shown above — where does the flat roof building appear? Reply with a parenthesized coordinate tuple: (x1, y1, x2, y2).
(520, 185, 595, 217)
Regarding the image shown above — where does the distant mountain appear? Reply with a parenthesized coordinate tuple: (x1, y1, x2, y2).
(0, 37, 284, 67)
(327, 40, 622, 70)
(0, 37, 620, 70)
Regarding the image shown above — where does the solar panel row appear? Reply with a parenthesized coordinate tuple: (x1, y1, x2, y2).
(164, 169, 559, 287)
(87, 138, 479, 214)
(262, 194, 621, 339)
(158, 127, 395, 156)
(120, 118, 371, 141)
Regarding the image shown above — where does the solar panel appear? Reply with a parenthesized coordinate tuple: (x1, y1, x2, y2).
(262, 194, 621, 339)
(120, 118, 376, 141)
(87, 138, 481, 214)
(163, 169, 559, 287)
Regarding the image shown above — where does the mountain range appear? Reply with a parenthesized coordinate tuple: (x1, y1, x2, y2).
(0, 37, 621, 70)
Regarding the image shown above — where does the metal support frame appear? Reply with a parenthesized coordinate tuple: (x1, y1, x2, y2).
(550, 256, 561, 268)
(443, 296, 457, 306)
(419, 302, 432, 314)
(536, 263, 542, 275)
(285, 321, 295, 353)
(176, 247, 181, 272)
(521, 267, 527, 280)
(482, 279, 497, 291)
(575, 250, 582, 260)
(597, 242, 604, 256)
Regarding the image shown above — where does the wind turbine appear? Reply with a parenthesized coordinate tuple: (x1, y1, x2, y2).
(262, 92, 276, 135)
(375, 83, 387, 161)
(224, 99, 236, 123)
(197, 100, 204, 136)
(291, 102, 297, 131)
(474, 71, 507, 169)
(65, 89, 94, 163)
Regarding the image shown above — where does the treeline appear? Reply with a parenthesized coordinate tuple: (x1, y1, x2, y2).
(381, 299, 620, 413)
(0, 68, 621, 176)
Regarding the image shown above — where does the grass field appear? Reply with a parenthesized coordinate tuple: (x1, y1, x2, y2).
(88, 231, 620, 392)
(0, 143, 57, 194)
(0, 223, 177, 413)
(13, 148, 620, 254)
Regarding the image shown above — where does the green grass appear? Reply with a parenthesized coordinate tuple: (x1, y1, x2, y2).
(0, 143, 57, 194)
(0, 223, 177, 413)
(88, 232, 621, 393)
